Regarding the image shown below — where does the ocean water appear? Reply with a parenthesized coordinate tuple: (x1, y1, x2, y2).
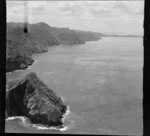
(6, 37, 143, 135)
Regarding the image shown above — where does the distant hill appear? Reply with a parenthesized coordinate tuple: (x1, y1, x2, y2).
(6, 22, 102, 72)
(100, 33, 143, 37)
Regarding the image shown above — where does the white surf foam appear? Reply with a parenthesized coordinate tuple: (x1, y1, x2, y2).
(31, 106, 71, 131)
(31, 124, 68, 131)
(6, 69, 24, 74)
(62, 106, 71, 120)
(5, 116, 31, 128)
(6, 72, 13, 75)
(6, 59, 38, 74)
(61, 96, 65, 102)
(43, 72, 55, 76)
(26, 67, 31, 70)
(6, 116, 68, 131)
(26, 59, 38, 70)
(5, 106, 71, 132)
(6, 116, 27, 122)
(33, 59, 38, 65)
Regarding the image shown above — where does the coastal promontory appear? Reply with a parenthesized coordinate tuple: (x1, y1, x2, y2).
(6, 22, 102, 72)
(6, 72, 67, 127)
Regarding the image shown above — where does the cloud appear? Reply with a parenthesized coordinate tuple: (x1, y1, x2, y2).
(113, 2, 132, 14)
(59, 2, 83, 16)
(89, 8, 112, 17)
(113, 1, 144, 16)
(7, 1, 144, 19)
(6, 1, 144, 35)
(87, 1, 144, 18)
(31, 5, 46, 15)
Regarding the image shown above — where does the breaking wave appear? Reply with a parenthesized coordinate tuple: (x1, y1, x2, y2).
(5, 105, 71, 132)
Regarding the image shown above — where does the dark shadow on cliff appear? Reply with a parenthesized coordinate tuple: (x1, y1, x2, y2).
(6, 72, 67, 127)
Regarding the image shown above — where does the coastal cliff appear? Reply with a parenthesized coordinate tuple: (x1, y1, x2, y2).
(6, 22, 102, 72)
(6, 72, 67, 127)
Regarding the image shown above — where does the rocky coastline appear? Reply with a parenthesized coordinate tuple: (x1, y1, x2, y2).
(6, 22, 102, 127)
(6, 22, 102, 73)
(6, 72, 67, 127)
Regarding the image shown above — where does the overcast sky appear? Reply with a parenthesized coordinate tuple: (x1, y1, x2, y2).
(7, 0, 144, 35)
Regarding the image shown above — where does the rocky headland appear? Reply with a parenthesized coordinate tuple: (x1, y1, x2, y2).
(6, 72, 67, 127)
(6, 22, 102, 72)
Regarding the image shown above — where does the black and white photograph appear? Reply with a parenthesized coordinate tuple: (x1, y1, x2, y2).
(5, 0, 144, 135)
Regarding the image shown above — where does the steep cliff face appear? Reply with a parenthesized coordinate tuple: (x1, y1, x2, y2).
(6, 24, 48, 72)
(6, 22, 102, 72)
(6, 72, 67, 127)
(6, 27, 34, 72)
(6, 54, 34, 73)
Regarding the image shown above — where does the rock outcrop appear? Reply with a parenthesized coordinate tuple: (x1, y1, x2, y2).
(6, 72, 67, 127)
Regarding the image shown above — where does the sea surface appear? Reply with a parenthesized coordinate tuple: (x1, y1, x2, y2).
(6, 37, 143, 135)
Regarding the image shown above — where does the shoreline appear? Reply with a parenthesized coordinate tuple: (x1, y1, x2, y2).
(6, 59, 38, 75)
(6, 64, 71, 132)
(6, 38, 102, 74)
(5, 105, 71, 132)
